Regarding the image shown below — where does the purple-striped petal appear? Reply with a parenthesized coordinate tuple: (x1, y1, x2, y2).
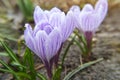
(70, 5, 80, 13)
(24, 24, 35, 52)
(49, 12, 65, 28)
(34, 30, 48, 61)
(45, 27, 62, 62)
(70, 5, 81, 28)
(62, 10, 75, 42)
(95, 0, 108, 22)
(50, 7, 61, 13)
(34, 6, 47, 24)
(82, 4, 94, 12)
(33, 20, 52, 35)
(80, 12, 100, 32)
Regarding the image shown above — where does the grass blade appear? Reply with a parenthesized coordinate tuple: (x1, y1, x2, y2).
(0, 52, 8, 56)
(52, 66, 62, 80)
(23, 48, 36, 79)
(0, 41, 19, 63)
(16, 72, 31, 79)
(74, 39, 85, 54)
(61, 35, 76, 66)
(0, 60, 13, 71)
(63, 58, 103, 80)
(37, 73, 47, 80)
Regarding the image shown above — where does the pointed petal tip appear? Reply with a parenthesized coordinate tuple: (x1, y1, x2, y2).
(50, 7, 61, 13)
(82, 4, 94, 12)
(35, 6, 41, 10)
(70, 5, 80, 11)
(25, 23, 30, 28)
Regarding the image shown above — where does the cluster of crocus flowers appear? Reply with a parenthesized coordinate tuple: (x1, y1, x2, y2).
(24, 6, 74, 79)
(70, 0, 108, 59)
(24, 0, 108, 79)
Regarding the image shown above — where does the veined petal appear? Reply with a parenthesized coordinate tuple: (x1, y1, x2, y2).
(44, 7, 61, 20)
(70, 5, 80, 13)
(34, 31, 48, 61)
(70, 5, 81, 28)
(24, 24, 35, 52)
(95, 0, 108, 22)
(44, 10, 50, 20)
(34, 6, 47, 24)
(50, 7, 61, 13)
(33, 20, 50, 35)
(24, 23, 33, 35)
(43, 25, 52, 35)
(70, 5, 80, 18)
(79, 12, 100, 32)
(45, 27, 62, 62)
(82, 4, 94, 12)
(75, 4, 94, 30)
(62, 10, 75, 42)
(49, 12, 65, 28)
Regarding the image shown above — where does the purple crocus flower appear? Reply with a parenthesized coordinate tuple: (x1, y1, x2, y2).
(70, 0, 108, 57)
(33, 6, 74, 67)
(34, 6, 74, 42)
(24, 6, 74, 79)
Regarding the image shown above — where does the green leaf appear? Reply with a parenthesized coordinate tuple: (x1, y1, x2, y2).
(24, 0, 33, 14)
(52, 66, 62, 80)
(37, 73, 47, 80)
(0, 60, 13, 71)
(63, 58, 103, 80)
(74, 31, 87, 46)
(0, 68, 13, 73)
(61, 35, 76, 66)
(0, 68, 21, 80)
(0, 41, 25, 70)
(0, 41, 19, 63)
(17, 0, 33, 21)
(0, 52, 8, 56)
(74, 39, 85, 54)
(0, 60, 21, 80)
(16, 72, 31, 79)
(23, 48, 36, 79)
(81, 34, 87, 45)
(11, 61, 26, 69)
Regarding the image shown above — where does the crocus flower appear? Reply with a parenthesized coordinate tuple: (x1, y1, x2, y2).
(24, 6, 74, 79)
(33, 6, 74, 67)
(34, 6, 74, 42)
(70, 0, 108, 57)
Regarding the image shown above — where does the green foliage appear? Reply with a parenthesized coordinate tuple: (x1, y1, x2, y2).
(17, 0, 34, 21)
(37, 73, 47, 80)
(52, 66, 62, 80)
(23, 48, 36, 80)
(0, 41, 46, 80)
(61, 35, 76, 66)
(74, 30, 92, 57)
(0, 24, 19, 42)
(63, 58, 103, 80)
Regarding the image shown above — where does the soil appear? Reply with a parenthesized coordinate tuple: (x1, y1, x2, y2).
(0, 4, 120, 80)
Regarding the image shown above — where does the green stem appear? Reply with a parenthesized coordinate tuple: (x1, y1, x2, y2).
(61, 35, 76, 66)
